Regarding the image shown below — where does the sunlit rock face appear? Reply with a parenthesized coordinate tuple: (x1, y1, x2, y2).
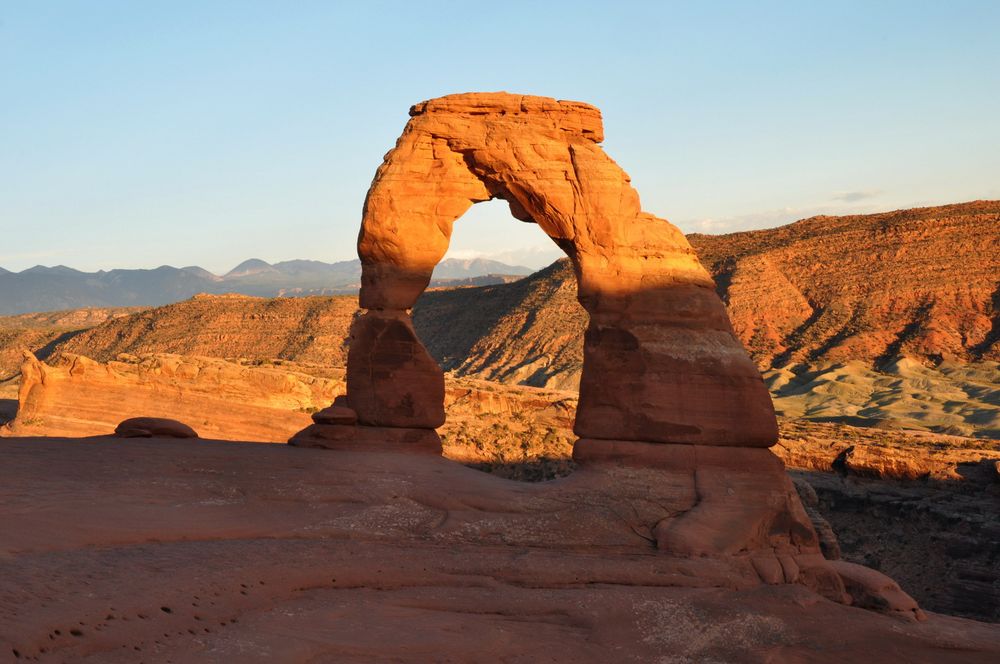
(350, 91, 776, 447)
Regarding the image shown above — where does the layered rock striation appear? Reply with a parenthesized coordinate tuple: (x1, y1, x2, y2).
(690, 200, 1000, 368)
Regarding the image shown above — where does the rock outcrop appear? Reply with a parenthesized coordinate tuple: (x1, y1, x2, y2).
(305, 92, 919, 611)
(350, 92, 776, 448)
(5, 352, 342, 442)
(2, 351, 580, 460)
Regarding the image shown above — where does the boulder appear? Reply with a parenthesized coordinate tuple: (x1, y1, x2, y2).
(115, 417, 199, 439)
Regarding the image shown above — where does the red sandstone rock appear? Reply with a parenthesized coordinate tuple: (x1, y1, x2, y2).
(4, 436, 992, 661)
(574, 439, 833, 579)
(5, 351, 342, 442)
(351, 92, 777, 448)
(312, 403, 358, 425)
(115, 417, 198, 439)
(346, 311, 445, 428)
(289, 423, 442, 453)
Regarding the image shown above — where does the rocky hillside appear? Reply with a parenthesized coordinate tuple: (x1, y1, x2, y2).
(39, 262, 583, 389)
(23, 202, 998, 380)
(56, 294, 357, 367)
(413, 260, 586, 391)
(690, 200, 1000, 368)
(0, 308, 140, 380)
(417, 201, 1000, 386)
(7, 202, 998, 437)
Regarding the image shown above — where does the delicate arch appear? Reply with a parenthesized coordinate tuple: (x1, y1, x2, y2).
(347, 92, 777, 449)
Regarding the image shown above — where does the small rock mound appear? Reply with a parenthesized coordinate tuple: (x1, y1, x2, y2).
(114, 417, 199, 439)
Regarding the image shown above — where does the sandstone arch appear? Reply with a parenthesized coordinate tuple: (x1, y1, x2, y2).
(345, 92, 777, 451)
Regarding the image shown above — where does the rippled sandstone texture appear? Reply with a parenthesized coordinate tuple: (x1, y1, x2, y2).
(349, 92, 777, 447)
(5, 435, 999, 663)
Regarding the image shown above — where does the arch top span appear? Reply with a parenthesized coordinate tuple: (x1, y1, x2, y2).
(408, 93, 605, 142)
(348, 92, 778, 450)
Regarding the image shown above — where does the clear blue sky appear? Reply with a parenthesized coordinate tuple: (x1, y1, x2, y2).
(2, 1, 998, 273)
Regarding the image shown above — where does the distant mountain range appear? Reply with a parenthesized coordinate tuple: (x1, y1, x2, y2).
(0, 257, 532, 315)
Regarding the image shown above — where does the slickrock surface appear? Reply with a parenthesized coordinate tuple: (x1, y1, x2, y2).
(354, 92, 776, 447)
(3, 435, 999, 663)
(4, 351, 996, 620)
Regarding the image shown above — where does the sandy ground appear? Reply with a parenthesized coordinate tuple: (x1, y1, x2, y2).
(2, 435, 999, 663)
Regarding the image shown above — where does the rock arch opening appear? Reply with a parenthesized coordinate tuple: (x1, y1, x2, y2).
(431, 197, 559, 279)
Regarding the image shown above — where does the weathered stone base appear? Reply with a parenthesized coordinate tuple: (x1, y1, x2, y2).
(572, 438, 838, 588)
(573, 437, 785, 469)
(570, 438, 925, 618)
(573, 438, 815, 554)
(288, 423, 442, 454)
